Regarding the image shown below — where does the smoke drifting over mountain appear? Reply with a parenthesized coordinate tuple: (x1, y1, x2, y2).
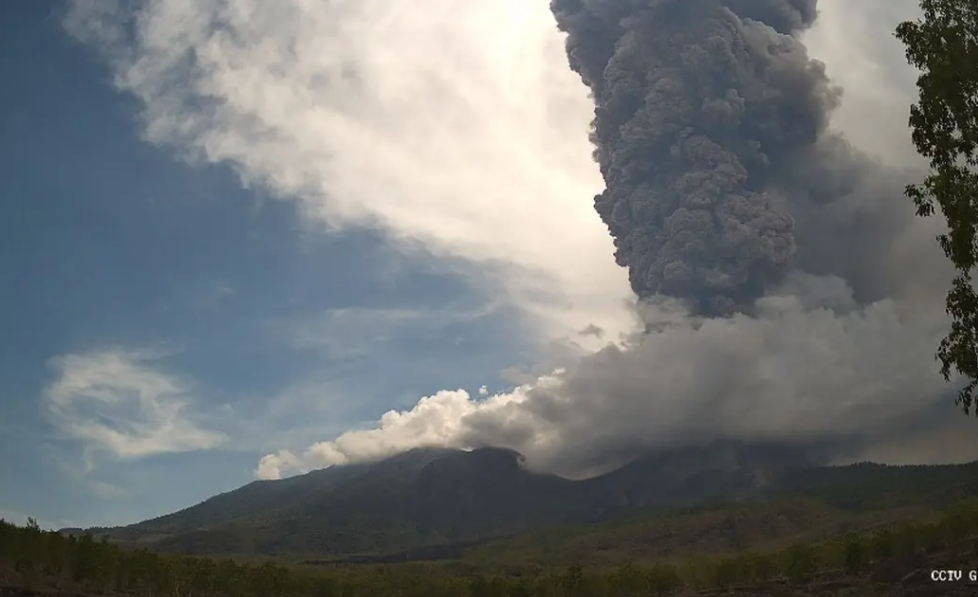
(64, 0, 969, 481)
(257, 0, 961, 479)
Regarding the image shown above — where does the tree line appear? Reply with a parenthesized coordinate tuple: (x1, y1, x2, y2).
(3, 500, 978, 596)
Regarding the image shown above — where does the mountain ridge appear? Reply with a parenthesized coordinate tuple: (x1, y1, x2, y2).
(75, 443, 978, 558)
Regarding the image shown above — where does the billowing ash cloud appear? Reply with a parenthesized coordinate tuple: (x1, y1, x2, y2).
(256, 0, 965, 480)
(551, 0, 842, 315)
(61, 0, 968, 480)
(259, 279, 958, 480)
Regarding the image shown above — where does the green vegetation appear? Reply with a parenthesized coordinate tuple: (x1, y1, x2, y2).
(98, 448, 580, 557)
(774, 461, 978, 510)
(4, 500, 978, 596)
(11, 456, 978, 596)
(896, 0, 978, 412)
(89, 451, 978, 561)
(461, 497, 931, 570)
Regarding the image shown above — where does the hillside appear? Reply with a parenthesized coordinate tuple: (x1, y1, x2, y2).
(98, 447, 577, 555)
(78, 443, 978, 559)
(10, 500, 978, 596)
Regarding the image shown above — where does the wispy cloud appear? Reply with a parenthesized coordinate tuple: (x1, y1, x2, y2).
(43, 349, 226, 467)
(285, 304, 504, 361)
(193, 280, 236, 309)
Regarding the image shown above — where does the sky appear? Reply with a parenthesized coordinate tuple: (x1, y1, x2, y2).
(0, 0, 962, 529)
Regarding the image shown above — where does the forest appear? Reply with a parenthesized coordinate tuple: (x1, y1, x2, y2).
(4, 499, 978, 596)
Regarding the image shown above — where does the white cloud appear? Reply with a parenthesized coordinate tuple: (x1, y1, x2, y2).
(43, 349, 225, 464)
(63, 0, 636, 349)
(254, 450, 302, 481)
(254, 386, 516, 479)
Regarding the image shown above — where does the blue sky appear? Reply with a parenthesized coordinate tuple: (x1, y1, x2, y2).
(1, 0, 951, 529)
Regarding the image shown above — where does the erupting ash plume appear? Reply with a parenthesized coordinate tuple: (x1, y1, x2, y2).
(552, 0, 836, 315)
(64, 0, 969, 480)
(254, 0, 960, 478)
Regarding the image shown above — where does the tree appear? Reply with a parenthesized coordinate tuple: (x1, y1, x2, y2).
(896, 1, 978, 412)
(843, 534, 868, 574)
(783, 543, 817, 583)
(712, 556, 741, 589)
(745, 551, 778, 582)
(647, 564, 682, 596)
(560, 564, 584, 596)
(870, 530, 896, 561)
(612, 563, 650, 596)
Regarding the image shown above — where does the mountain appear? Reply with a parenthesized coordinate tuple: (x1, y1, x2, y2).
(101, 447, 576, 555)
(581, 442, 812, 514)
(84, 443, 978, 558)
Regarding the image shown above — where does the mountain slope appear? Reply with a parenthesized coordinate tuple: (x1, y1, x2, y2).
(101, 448, 579, 555)
(85, 444, 978, 558)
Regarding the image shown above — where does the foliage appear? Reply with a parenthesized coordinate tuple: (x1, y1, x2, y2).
(782, 542, 817, 583)
(92, 452, 978, 565)
(6, 500, 978, 596)
(842, 532, 868, 574)
(896, 0, 978, 411)
(462, 460, 978, 571)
